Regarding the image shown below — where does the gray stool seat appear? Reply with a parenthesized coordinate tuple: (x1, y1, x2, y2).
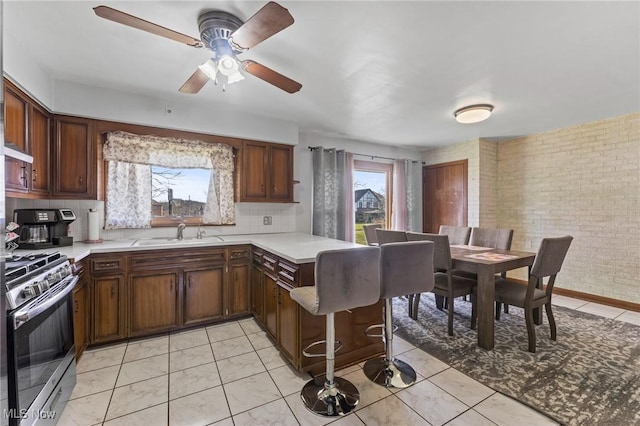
(290, 246, 380, 417)
(363, 241, 434, 388)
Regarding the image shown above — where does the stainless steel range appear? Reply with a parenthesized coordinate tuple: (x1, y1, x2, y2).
(4, 252, 77, 426)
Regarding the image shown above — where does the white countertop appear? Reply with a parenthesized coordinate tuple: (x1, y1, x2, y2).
(11, 233, 363, 264)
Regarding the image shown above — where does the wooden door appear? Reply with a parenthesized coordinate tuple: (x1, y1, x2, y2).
(242, 142, 268, 200)
(423, 160, 468, 233)
(73, 277, 89, 360)
(269, 145, 293, 201)
(264, 272, 278, 337)
(29, 104, 51, 196)
(4, 84, 29, 193)
(183, 267, 224, 325)
(92, 275, 125, 343)
(251, 262, 265, 323)
(129, 272, 180, 336)
(53, 116, 95, 198)
(277, 283, 298, 365)
(228, 262, 250, 316)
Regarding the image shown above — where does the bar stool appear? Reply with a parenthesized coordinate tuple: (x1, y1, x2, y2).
(290, 246, 380, 416)
(363, 241, 434, 388)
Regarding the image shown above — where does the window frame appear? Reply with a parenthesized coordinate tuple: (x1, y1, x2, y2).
(353, 160, 393, 229)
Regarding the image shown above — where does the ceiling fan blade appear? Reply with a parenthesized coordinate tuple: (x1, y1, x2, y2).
(242, 60, 302, 93)
(230, 2, 294, 51)
(93, 5, 203, 48)
(179, 68, 210, 94)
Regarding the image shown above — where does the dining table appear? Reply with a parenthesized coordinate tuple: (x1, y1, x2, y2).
(450, 245, 536, 350)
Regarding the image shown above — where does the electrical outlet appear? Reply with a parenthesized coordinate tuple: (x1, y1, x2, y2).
(263, 216, 272, 225)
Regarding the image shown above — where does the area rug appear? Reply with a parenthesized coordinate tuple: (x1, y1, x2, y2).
(392, 296, 640, 426)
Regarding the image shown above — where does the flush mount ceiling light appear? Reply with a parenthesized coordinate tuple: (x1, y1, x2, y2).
(454, 104, 494, 124)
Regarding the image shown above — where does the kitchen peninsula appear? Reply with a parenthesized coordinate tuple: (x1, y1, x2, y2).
(27, 233, 384, 376)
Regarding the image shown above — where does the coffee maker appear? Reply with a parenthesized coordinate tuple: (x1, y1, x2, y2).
(14, 209, 77, 249)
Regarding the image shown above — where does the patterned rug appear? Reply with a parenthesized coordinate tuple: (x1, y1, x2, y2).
(392, 296, 640, 426)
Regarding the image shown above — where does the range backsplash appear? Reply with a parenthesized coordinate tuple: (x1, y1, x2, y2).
(5, 198, 297, 241)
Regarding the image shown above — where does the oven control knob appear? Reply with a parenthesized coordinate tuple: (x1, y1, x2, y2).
(22, 286, 37, 298)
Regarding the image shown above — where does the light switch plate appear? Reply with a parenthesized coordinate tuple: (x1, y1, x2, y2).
(263, 216, 272, 225)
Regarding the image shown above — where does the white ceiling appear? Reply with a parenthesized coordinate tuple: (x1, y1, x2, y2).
(4, 1, 639, 148)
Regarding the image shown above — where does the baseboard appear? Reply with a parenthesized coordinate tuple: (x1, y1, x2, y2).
(507, 278, 640, 313)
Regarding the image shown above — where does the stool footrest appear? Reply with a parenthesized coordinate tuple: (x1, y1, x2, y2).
(302, 340, 343, 358)
(365, 324, 384, 338)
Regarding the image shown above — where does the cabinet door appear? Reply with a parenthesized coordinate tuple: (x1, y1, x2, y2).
(277, 283, 299, 365)
(241, 142, 268, 200)
(251, 263, 264, 323)
(184, 266, 225, 325)
(92, 275, 126, 343)
(228, 262, 250, 316)
(29, 104, 51, 196)
(53, 116, 96, 198)
(129, 272, 180, 336)
(4, 85, 29, 193)
(269, 145, 293, 202)
(73, 278, 90, 360)
(264, 272, 278, 337)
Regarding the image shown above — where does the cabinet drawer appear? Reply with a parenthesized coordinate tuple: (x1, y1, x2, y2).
(277, 261, 299, 286)
(230, 246, 251, 262)
(91, 257, 124, 273)
(262, 254, 278, 272)
(252, 248, 263, 265)
(130, 249, 226, 270)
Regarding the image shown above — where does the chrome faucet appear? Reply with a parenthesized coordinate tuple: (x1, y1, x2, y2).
(196, 225, 206, 239)
(176, 223, 186, 240)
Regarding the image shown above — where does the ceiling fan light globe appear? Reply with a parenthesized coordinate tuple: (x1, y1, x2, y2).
(226, 71, 245, 85)
(218, 55, 239, 76)
(198, 59, 218, 81)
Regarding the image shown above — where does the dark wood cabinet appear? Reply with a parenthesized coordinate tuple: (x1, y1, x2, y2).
(90, 255, 127, 344)
(72, 261, 90, 360)
(52, 115, 96, 199)
(183, 266, 225, 326)
(277, 281, 299, 365)
(239, 141, 293, 202)
(264, 272, 278, 337)
(250, 250, 265, 324)
(4, 79, 52, 197)
(129, 271, 180, 336)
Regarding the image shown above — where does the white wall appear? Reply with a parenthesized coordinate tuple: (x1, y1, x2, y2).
(295, 132, 424, 234)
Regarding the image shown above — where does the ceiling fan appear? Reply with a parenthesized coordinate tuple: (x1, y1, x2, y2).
(93, 2, 302, 94)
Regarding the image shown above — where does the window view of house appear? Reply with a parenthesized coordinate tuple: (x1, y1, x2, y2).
(353, 166, 390, 244)
(151, 166, 211, 220)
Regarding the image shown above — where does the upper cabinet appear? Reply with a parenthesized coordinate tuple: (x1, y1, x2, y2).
(4, 79, 51, 197)
(239, 140, 293, 203)
(52, 115, 97, 199)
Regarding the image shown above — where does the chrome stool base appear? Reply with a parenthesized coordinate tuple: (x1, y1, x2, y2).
(300, 376, 359, 416)
(363, 357, 417, 388)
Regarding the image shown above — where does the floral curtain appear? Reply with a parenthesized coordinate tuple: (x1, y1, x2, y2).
(312, 147, 347, 240)
(103, 131, 235, 228)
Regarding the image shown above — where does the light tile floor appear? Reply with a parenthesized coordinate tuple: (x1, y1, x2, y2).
(58, 296, 639, 426)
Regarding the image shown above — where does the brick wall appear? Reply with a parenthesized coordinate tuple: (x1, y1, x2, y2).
(497, 113, 640, 303)
(479, 139, 498, 228)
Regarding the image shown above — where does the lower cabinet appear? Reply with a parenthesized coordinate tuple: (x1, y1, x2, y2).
(183, 266, 225, 326)
(92, 275, 126, 344)
(129, 271, 180, 337)
(277, 281, 299, 365)
(228, 262, 250, 316)
(250, 260, 265, 323)
(72, 261, 90, 360)
(264, 272, 278, 337)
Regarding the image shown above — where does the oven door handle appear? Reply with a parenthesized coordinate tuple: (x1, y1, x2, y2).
(14, 276, 78, 329)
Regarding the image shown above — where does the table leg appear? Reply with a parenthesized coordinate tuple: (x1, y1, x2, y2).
(476, 266, 495, 350)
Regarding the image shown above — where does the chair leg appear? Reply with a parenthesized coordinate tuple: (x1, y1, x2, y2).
(411, 294, 421, 320)
(407, 294, 414, 318)
(504, 304, 509, 314)
(524, 308, 537, 353)
(495, 302, 502, 320)
(545, 302, 556, 341)
(447, 295, 454, 336)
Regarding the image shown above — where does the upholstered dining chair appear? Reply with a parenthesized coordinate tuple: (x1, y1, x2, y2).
(375, 229, 407, 245)
(363, 224, 383, 246)
(406, 232, 477, 335)
(494, 236, 573, 353)
(438, 225, 471, 245)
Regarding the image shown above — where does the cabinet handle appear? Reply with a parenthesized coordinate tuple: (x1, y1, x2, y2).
(188, 277, 191, 288)
(20, 166, 27, 185)
(74, 300, 78, 313)
(110, 286, 115, 297)
(32, 169, 37, 182)
(79, 176, 84, 186)
(273, 185, 276, 193)
(261, 183, 265, 193)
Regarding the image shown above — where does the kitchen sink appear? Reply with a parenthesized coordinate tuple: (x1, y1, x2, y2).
(132, 236, 224, 246)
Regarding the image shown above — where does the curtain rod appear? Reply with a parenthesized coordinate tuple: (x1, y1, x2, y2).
(307, 146, 424, 164)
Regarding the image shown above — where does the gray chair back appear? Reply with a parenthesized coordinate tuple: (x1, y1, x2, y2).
(406, 232, 452, 272)
(469, 227, 514, 250)
(375, 229, 407, 245)
(379, 241, 435, 299)
(315, 246, 381, 315)
(363, 224, 383, 246)
(438, 225, 471, 245)
(531, 236, 573, 282)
